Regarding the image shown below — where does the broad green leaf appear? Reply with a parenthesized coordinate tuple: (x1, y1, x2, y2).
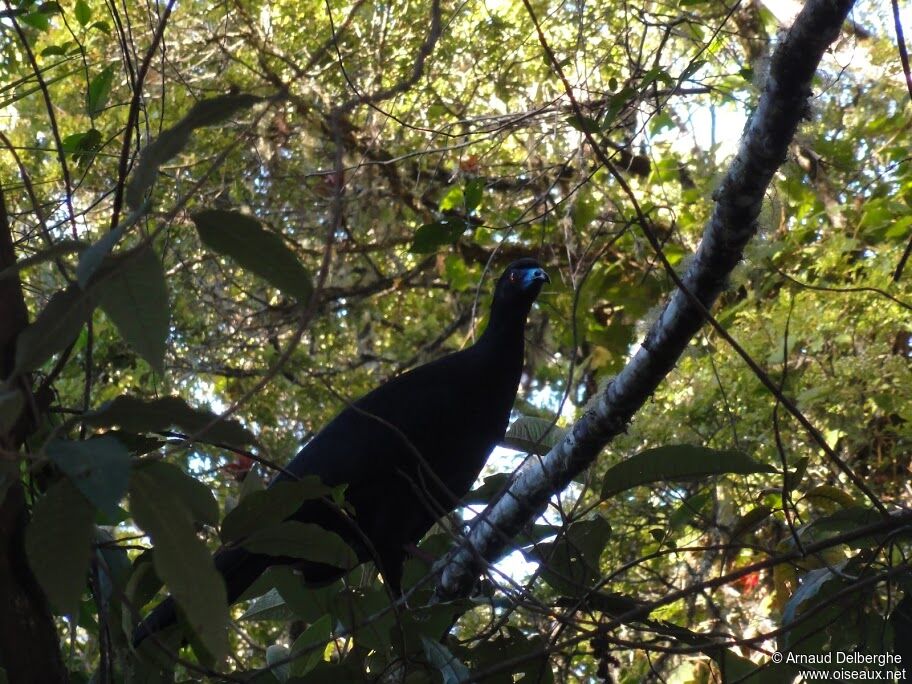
(730, 505, 774, 542)
(533, 516, 611, 596)
(0, 240, 86, 281)
(438, 185, 464, 211)
(669, 489, 711, 530)
(41, 45, 67, 57)
(290, 614, 332, 677)
(83, 394, 256, 446)
(601, 445, 775, 499)
(714, 650, 793, 683)
(129, 464, 229, 660)
(409, 218, 470, 253)
(66, 127, 102, 168)
(239, 587, 294, 622)
(266, 644, 291, 682)
(0, 389, 24, 433)
(96, 248, 169, 374)
(126, 92, 265, 209)
(20, 10, 51, 30)
(502, 415, 566, 456)
(94, 528, 131, 605)
(221, 478, 330, 543)
(421, 637, 471, 684)
(13, 285, 96, 375)
(241, 521, 356, 569)
(464, 472, 510, 505)
(191, 210, 313, 303)
(566, 114, 600, 134)
(138, 461, 219, 526)
(46, 436, 131, 518)
(789, 507, 884, 550)
(804, 484, 857, 510)
(781, 563, 851, 650)
(73, 0, 91, 25)
(331, 588, 396, 651)
(25, 478, 95, 615)
(463, 178, 484, 212)
(75, 224, 126, 288)
(86, 65, 115, 117)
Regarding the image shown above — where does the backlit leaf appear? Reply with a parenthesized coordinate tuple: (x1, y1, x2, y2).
(191, 210, 313, 303)
(46, 436, 131, 518)
(25, 478, 94, 615)
(129, 463, 229, 660)
(602, 445, 774, 499)
(84, 394, 256, 446)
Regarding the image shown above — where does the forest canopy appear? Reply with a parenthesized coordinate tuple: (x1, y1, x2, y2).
(1, 0, 911, 682)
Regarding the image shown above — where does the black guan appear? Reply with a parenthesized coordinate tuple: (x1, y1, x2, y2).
(132, 258, 549, 647)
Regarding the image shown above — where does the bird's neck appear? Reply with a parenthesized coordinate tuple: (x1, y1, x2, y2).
(476, 302, 531, 357)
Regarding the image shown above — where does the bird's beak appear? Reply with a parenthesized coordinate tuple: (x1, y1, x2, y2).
(531, 268, 550, 284)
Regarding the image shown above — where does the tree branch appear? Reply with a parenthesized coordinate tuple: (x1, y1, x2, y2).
(435, 0, 859, 601)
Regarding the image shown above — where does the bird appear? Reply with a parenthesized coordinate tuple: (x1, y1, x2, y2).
(132, 258, 549, 647)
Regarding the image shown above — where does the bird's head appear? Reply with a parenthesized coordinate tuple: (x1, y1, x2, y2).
(493, 258, 550, 310)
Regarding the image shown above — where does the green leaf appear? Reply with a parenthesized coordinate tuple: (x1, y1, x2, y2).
(0, 389, 24, 433)
(94, 527, 131, 604)
(84, 394, 256, 446)
(409, 218, 470, 253)
(86, 65, 115, 117)
(191, 210, 313, 303)
(19, 10, 51, 30)
(95, 247, 169, 374)
(464, 472, 510, 505)
(64, 127, 102, 168)
(241, 521, 357, 569)
(532, 516, 611, 596)
(421, 637, 471, 684)
(714, 650, 793, 682)
(730, 505, 773, 542)
(331, 588, 396, 651)
(566, 114, 600, 134)
(40, 45, 67, 57)
(266, 644, 291, 682)
(25, 478, 95, 615)
(438, 186, 464, 212)
(669, 489, 711, 530)
(290, 614, 332, 677)
(46, 436, 131, 519)
(0, 239, 87, 282)
(601, 445, 775, 499)
(221, 478, 330, 543)
(463, 178, 484, 212)
(13, 285, 96, 375)
(126, 92, 265, 209)
(239, 587, 294, 622)
(73, 0, 91, 25)
(138, 461, 219, 526)
(502, 416, 565, 456)
(129, 463, 229, 660)
(75, 224, 126, 288)
(781, 564, 848, 636)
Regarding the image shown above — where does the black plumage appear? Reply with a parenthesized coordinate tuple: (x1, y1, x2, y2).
(133, 258, 548, 647)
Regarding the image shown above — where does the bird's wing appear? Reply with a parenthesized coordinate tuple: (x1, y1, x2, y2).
(277, 349, 479, 490)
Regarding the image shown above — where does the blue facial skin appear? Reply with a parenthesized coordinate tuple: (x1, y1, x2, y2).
(523, 267, 550, 289)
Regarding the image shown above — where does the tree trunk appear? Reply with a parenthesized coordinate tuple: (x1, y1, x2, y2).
(0, 185, 68, 682)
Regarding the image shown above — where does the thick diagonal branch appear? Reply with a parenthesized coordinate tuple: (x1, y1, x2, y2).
(435, 0, 858, 600)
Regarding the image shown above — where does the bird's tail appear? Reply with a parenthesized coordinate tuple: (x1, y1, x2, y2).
(131, 545, 271, 648)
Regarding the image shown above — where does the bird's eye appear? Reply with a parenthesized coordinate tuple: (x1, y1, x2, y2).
(509, 271, 519, 283)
